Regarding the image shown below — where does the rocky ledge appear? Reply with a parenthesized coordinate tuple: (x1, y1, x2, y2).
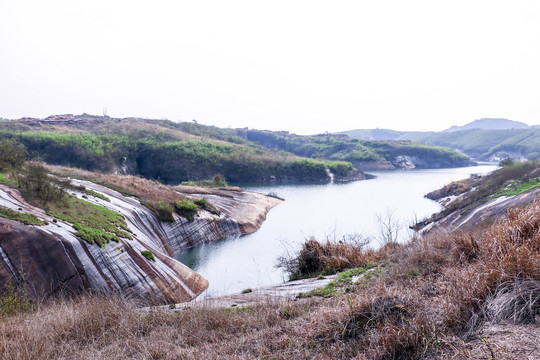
(0, 181, 281, 304)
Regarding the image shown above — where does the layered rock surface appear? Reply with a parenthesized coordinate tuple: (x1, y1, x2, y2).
(0, 181, 280, 303)
(417, 186, 540, 234)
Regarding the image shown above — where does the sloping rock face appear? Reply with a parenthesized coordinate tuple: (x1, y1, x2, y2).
(0, 181, 280, 303)
(417, 187, 540, 235)
(0, 219, 90, 298)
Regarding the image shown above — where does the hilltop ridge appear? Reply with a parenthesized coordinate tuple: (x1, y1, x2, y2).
(443, 118, 530, 132)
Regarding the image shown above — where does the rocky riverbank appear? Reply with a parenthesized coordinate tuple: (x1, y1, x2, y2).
(0, 177, 281, 304)
(417, 186, 540, 234)
(414, 161, 540, 234)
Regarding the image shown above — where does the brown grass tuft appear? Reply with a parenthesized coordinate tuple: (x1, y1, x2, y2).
(482, 279, 540, 324)
(278, 237, 375, 279)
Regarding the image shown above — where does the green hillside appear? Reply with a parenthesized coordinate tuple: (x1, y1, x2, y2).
(0, 117, 355, 184)
(342, 126, 540, 161)
(238, 129, 471, 168)
(0, 115, 475, 183)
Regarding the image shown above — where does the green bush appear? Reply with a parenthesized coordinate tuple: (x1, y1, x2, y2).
(18, 163, 66, 206)
(141, 250, 156, 262)
(175, 199, 198, 221)
(156, 201, 175, 222)
(194, 198, 220, 215)
(212, 174, 228, 186)
(499, 158, 515, 167)
(0, 284, 32, 317)
(0, 139, 26, 171)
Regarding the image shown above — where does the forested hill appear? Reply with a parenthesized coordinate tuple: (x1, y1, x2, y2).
(0, 114, 470, 183)
(157, 123, 471, 169)
(235, 129, 472, 170)
(0, 115, 358, 184)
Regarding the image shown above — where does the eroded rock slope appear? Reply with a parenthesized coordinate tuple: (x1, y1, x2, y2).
(417, 186, 539, 234)
(0, 181, 280, 304)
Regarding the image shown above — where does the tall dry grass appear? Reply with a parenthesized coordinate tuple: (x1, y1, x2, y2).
(278, 237, 376, 279)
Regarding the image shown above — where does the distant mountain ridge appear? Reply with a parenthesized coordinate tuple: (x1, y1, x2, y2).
(339, 118, 540, 161)
(443, 118, 529, 132)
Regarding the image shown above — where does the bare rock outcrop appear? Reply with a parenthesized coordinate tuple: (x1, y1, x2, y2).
(417, 187, 540, 235)
(0, 181, 281, 304)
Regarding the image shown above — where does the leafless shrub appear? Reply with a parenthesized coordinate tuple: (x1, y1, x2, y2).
(375, 209, 402, 245)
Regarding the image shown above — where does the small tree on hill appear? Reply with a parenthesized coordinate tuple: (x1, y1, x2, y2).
(0, 139, 26, 171)
(499, 158, 515, 167)
(18, 163, 66, 206)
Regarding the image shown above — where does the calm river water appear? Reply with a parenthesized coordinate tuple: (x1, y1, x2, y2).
(176, 164, 498, 298)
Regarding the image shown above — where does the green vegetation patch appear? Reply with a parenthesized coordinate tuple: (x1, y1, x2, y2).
(0, 205, 47, 226)
(64, 182, 111, 202)
(492, 178, 540, 198)
(145, 197, 221, 222)
(298, 267, 381, 298)
(0, 284, 32, 317)
(0, 138, 26, 171)
(194, 198, 220, 215)
(175, 199, 199, 221)
(48, 196, 132, 247)
(84, 189, 110, 202)
(149, 201, 174, 222)
(0, 172, 17, 187)
(141, 250, 156, 262)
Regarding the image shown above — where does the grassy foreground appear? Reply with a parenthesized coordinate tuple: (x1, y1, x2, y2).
(0, 199, 538, 359)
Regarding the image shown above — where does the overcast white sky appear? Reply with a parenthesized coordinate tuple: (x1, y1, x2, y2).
(1, 1, 539, 134)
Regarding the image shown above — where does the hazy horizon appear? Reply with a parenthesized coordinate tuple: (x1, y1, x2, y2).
(1, 1, 539, 134)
